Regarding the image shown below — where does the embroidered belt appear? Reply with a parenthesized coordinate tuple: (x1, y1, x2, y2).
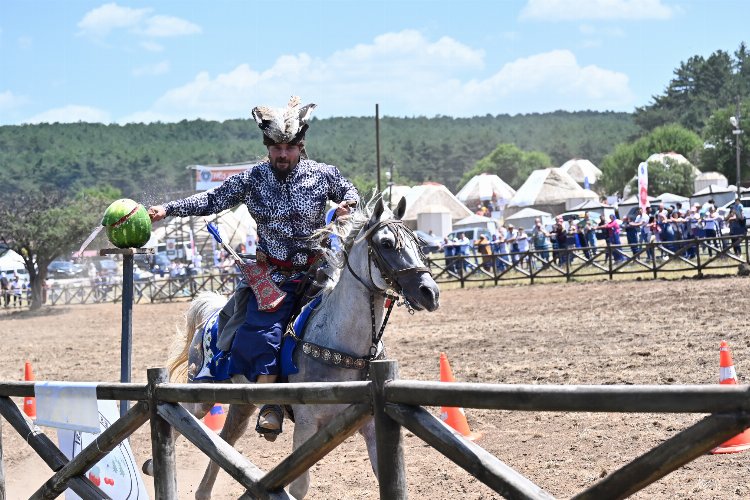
(300, 340, 385, 370)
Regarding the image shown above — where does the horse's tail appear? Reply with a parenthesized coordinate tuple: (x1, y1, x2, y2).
(167, 291, 227, 383)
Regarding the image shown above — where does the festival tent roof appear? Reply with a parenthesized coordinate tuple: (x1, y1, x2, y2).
(506, 168, 597, 216)
(569, 199, 607, 210)
(455, 173, 516, 208)
(692, 184, 735, 196)
(694, 171, 729, 192)
(0, 249, 26, 273)
(505, 207, 554, 231)
(381, 184, 413, 209)
(400, 183, 473, 222)
(645, 152, 702, 175)
(559, 158, 602, 185)
(657, 192, 689, 205)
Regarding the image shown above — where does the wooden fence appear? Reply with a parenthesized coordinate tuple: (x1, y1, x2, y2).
(429, 233, 750, 287)
(2, 360, 750, 499)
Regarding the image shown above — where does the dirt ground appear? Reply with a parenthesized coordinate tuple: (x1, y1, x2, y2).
(2, 276, 750, 499)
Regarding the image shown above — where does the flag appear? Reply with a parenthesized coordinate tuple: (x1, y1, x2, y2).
(637, 162, 649, 209)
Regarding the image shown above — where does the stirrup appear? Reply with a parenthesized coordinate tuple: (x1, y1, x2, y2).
(256, 404, 283, 436)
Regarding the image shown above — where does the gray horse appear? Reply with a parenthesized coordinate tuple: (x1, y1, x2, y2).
(155, 198, 440, 499)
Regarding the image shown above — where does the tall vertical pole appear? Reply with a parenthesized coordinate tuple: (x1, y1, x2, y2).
(736, 97, 742, 193)
(371, 360, 407, 499)
(376, 104, 382, 193)
(121, 252, 134, 417)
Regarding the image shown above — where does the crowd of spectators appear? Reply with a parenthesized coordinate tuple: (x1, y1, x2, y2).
(440, 196, 746, 272)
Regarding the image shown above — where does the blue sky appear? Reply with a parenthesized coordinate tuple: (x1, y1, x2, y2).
(1, 0, 748, 125)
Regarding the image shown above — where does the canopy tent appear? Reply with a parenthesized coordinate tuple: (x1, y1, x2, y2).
(504, 207, 553, 232)
(657, 192, 689, 206)
(622, 152, 702, 198)
(559, 159, 602, 187)
(506, 168, 597, 217)
(400, 183, 473, 228)
(455, 173, 516, 211)
(690, 184, 736, 209)
(694, 171, 728, 193)
(381, 184, 413, 210)
(569, 199, 607, 210)
(0, 249, 26, 273)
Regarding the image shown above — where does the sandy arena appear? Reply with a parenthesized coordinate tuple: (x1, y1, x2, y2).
(2, 276, 750, 499)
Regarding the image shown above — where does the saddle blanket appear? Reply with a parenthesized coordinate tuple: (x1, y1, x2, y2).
(194, 296, 322, 382)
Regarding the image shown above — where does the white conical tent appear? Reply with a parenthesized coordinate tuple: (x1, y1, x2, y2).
(504, 207, 553, 232)
(455, 173, 516, 210)
(506, 168, 597, 217)
(559, 159, 602, 186)
(400, 183, 473, 223)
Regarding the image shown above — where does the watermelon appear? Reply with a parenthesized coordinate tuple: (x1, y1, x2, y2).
(101, 199, 152, 248)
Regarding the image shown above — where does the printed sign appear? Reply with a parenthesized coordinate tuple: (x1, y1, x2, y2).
(194, 163, 256, 191)
(58, 400, 149, 500)
(637, 161, 649, 209)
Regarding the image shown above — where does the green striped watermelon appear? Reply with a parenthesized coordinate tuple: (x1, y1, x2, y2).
(101, 199, 152, 248)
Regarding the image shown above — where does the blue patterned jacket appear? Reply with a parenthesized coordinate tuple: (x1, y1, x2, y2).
(165, 159, 358, 267)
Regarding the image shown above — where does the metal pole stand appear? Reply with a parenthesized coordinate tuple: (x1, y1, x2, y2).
(100, 247, 155, 417)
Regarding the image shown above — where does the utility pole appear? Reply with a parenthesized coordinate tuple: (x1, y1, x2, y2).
(731, 97, 743, 193)
(376, 104, 381, 193)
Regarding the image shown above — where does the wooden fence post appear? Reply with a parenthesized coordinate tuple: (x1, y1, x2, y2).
(147, 367, 177, 499)
(371, 360, 407, 500)
(0, 417, 5, 500)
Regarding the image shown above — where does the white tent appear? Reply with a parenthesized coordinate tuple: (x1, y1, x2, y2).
(455, 173, 516, 210)
(381, 184, 413, 210)
(400, 183, 473, 227)
(506, 168, 597, 217)
(559, 159, 602, 187)
(645, 152, 702, 176)
(657, 192, 689, 206)
(694, 171, 728, 193)
(690, 184, 736, 209)
(0, 249, 26, 273)
(505, 208, 553, 232)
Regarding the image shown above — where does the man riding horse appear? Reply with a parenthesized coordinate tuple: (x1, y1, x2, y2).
(148, 96, 358, 437)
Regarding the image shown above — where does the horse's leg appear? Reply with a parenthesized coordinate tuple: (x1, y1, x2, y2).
(195, 402, 257, 500)
(288, 407, 320, 499)
(359, 418, 379, 478)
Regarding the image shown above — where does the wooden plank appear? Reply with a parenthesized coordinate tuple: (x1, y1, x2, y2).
(371, 360, 407, 500)
(29, 401, 150, 500)
(386, 403, 554, 500)
(0, 381, 146, 401)
(573, 412, 750, 500)
(0, 397, 110, 499)
(157, 381, 371, 405)
(148, 368, 177, 499)
(100, 247, 155, 256)
(260, 403, 371, 491)
(384, 381, 750, 413)
(156, 401, 291, 500)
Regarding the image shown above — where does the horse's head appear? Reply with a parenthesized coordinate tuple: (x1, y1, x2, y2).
(351, 198, 440, 311)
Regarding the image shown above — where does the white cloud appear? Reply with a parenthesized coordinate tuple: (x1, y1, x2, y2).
(77, 3, 200, 41)
(132, 60, 170, 77)
(0, 90, 28, 110)
(140, 40, 164, 52)
(119, 30, 635, 123)
(520, 0, 675, 20)
(77, 3, 151, 37)
(140, 15, 201, 37)
(24, 105, 111, 124)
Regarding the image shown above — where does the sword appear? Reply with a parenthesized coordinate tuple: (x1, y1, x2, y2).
(206, 222, 286, 311)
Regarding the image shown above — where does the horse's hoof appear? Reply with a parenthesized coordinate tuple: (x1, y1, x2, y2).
(142, 459, 154, 476)
(261, 432, 278, 443)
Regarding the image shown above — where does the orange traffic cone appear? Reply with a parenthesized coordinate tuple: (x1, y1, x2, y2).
(438, 352, 480, 441)
(711, 340, 750, 454)
(203, 403, 227, 432)
(23, 360, 36, 418)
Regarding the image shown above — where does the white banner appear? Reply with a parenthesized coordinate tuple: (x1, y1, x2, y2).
(637, 161, 649, 209)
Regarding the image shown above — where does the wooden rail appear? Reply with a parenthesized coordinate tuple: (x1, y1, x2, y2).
(2, 361, 750, 499)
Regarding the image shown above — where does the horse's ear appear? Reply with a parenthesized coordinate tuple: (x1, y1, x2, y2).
(370, 198, 385, 224)
(394, 197, 407, 220)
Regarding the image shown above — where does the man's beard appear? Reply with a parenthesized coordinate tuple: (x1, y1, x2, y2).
(270, 157, 298, 179)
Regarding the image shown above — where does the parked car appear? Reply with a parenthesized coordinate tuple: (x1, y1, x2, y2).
(93, 258, 119, 277)
(414, 230, 443, 254)
(133, 268, 154, 282)
(719, 197, 750, 229)
(47, 260, 84, 278)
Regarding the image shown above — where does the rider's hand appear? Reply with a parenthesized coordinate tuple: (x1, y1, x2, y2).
(147, 205, 167, 222)
(335, 200, 356, 218)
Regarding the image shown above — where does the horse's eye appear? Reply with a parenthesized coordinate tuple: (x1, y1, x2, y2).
(381, 239, 394, 249)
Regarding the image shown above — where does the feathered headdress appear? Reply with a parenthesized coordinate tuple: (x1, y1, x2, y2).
(251, 96, 317, 146)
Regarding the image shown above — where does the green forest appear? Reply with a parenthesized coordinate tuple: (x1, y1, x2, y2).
(0, 110, 636, 202)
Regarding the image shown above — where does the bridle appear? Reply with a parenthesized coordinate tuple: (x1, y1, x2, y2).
(299, 216, 433, 371)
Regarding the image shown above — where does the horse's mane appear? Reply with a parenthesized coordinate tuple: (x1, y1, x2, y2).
(168, 291, 226, 382)
(309, 196, 379, 294)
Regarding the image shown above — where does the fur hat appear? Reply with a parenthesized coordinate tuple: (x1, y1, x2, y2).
(251, 96, 316, 146)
